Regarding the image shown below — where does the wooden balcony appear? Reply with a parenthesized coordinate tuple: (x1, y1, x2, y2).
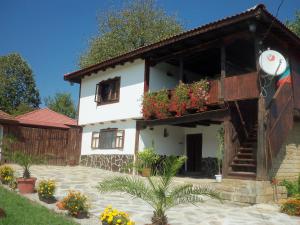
(197, 72, 260, 105)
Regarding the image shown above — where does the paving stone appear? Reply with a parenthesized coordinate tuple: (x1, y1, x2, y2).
(7, 164, 300, 225)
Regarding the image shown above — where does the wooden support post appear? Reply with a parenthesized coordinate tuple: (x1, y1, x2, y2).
(219, 45, 226, 101)
(133, 122, 141, 175)
(144, 59, 150, 93)
(179, 57, 184, 83)
(255, 36, 268, 180)
(222, 119, 232, 177)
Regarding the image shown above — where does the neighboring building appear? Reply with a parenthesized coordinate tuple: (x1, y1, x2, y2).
(64, 4, 300, 181)
(0, 108, 82, 165)
(0, 110, 19, 161)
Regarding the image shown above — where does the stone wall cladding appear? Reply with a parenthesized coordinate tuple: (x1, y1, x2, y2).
(271, 122, 300, 181)
(80, 154, 133, 172)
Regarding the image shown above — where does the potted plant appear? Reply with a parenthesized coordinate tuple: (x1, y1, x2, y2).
(142, 90, 170, 119)
(137, 147, 159, 177)
(187, 79, 210, 112)
(215, 127, 224, 182)
(169, 82, 189, 117)
(10, 151, 42, 194)
(100, 205, 135, 225)
(37, 179, 57, 203)
(62, 190, 90, 218)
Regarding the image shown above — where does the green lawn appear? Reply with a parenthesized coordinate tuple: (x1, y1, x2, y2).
(0, 186, 78, 225)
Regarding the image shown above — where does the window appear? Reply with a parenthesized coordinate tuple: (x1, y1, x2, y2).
(91, 132, 100, 149)
(95, 77, 120, 105)
(91, 129, 125, 149)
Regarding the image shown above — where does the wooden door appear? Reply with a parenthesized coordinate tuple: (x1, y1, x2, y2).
(186, 134, 202, 172)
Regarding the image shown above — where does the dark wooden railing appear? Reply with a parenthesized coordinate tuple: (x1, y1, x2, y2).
(224, 72, 259, 101)
(266, 83, 294, 171)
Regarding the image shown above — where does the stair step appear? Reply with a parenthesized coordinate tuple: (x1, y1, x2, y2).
(234, 158, 256, 162)
(231, 163, 256, 167)
(228, 171, 256, 178)
(237, 152, 254, 157)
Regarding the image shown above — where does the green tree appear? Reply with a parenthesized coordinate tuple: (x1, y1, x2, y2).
(0, 53, 40, 114)
(286, 10, 300, 36)
(44, 92, 76, 119)
(79, 0, 183, 68)
(98, 156, 221, 225)
(11, 103, 35, 116)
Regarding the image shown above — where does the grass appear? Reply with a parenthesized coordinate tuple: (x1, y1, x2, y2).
(0, 186, 78, 225)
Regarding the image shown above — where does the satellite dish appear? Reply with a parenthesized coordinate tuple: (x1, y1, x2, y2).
(259, 50, 287, 76)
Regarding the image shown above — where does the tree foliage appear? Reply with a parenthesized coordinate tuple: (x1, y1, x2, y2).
(98, 156, 221, 225)
(286, 10, 300, 36)
(44, 92, 76, 119)
(0, 53, 40, 114)
(79, 0, 183, 68)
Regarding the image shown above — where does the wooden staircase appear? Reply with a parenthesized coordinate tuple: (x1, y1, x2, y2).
(228, 124, 257, 179)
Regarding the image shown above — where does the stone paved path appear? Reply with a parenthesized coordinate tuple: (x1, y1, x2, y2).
(9, 165, 300, 225)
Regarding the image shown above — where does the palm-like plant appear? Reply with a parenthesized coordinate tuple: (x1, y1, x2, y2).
(97, 156, 222, 225)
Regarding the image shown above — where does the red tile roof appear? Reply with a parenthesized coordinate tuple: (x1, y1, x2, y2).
(16, 108, 77, 129)
(0, 110, 18, 124)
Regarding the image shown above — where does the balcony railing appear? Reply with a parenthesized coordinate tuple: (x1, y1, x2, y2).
(142, 72, 259, 120)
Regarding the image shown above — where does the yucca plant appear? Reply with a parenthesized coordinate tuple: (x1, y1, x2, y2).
(97, 156, 222, 225)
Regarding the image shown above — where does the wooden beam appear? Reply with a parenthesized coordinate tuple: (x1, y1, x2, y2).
(219, 45, 226, 101)
(152, 39, 221, 63)
(138, 109, 230, 127)
(179, 57, 184, 83)
(144, 59, 150, 93)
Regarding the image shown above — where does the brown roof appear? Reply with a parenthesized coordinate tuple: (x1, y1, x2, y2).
(0, 110, 18, 124)
(16, 108, 77, 129)
(64, 4, 300, 83)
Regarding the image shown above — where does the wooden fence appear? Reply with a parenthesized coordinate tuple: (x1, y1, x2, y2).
(2, 124, 82, 166)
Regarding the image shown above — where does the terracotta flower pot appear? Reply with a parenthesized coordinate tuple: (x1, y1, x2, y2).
(17, 177, 37, 194)
(142, 168, 151, 177)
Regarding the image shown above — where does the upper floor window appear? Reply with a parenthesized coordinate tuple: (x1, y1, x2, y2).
(95, 77, 120, 105)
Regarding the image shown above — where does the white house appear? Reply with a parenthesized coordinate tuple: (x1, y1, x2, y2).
(65, 5, 300, 180)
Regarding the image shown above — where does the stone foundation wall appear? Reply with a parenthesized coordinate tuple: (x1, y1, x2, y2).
(80, 154, 134, 172)
(270, 122, 300, 181)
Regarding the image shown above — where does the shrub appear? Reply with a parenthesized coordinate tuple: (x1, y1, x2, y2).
(281, 198, 300, 216)
(100, 206, 135, 225)
(62, 190, 89, 217)
(280, 179, 299, 197)
(38, 179, 56, 199)
(0, 165, 14, 185)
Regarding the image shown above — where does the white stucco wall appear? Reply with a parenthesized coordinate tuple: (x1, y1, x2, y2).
(149, 63, 180, 92)
(184, 124, 221, 158)
(78, 59, 145, 125)
(139, 124, 221, 158)
(149, 62, 200, 92)
(81, 120, 136, 155)
(140, 125, 185, 156)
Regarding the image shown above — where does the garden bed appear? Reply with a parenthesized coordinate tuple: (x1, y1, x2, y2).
(0, 185, 79, 225)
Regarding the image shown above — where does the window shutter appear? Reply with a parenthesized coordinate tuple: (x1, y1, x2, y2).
(94, 83, 101, 104)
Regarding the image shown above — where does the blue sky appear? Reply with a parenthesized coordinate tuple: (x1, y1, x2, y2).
(0, 0, 299, 106)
